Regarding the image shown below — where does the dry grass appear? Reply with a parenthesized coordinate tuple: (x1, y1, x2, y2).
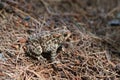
(0, 0, 120, 80)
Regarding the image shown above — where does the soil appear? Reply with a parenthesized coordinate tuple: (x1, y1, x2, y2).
(0, 0, 120, 80)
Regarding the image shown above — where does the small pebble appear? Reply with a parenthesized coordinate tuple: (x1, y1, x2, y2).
(0, 53, 5, 61)
(108, 19, 120, 26)
(24, 16, 30, 21)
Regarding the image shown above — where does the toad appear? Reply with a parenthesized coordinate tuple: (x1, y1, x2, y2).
(25, 28, 71, 62)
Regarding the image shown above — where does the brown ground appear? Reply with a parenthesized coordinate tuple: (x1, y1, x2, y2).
(0, 0, 120, 80)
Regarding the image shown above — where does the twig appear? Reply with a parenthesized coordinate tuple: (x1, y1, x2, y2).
(106, 6, 120, 17)
(40, 0, 79, 16)
(14, 7, 41, 25)
(26, 69, 45, 80)
(105, 51, 116, 67)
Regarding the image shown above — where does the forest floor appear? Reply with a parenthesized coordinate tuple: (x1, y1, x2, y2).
(0, 0, 120, 80)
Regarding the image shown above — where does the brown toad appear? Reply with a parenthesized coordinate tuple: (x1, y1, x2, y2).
(25, 28, 71, 61)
